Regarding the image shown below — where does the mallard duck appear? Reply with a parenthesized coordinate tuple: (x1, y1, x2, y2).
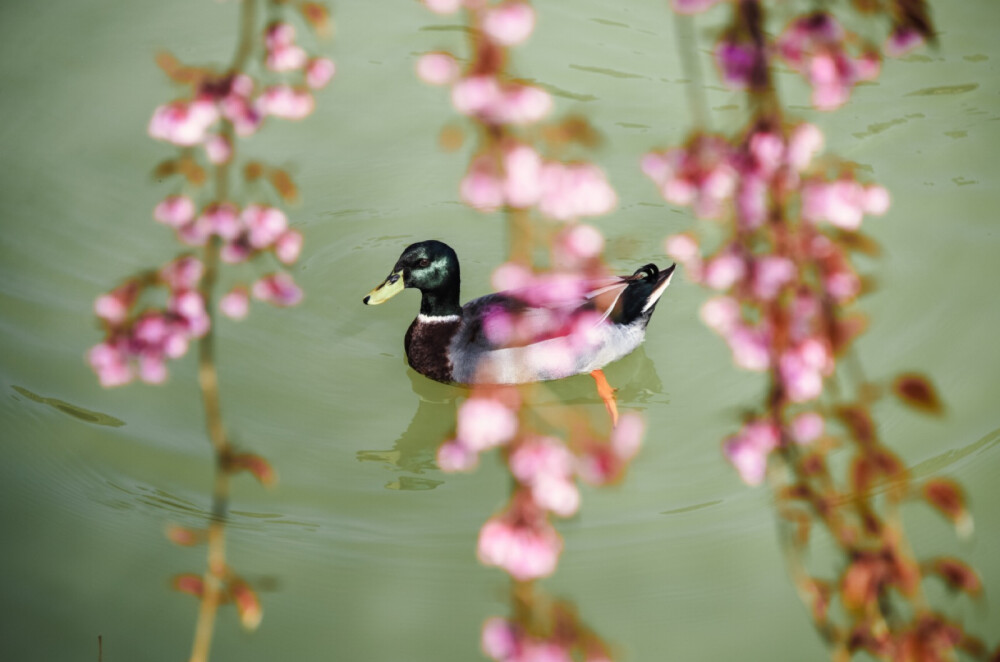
(363, 240, 675, 423)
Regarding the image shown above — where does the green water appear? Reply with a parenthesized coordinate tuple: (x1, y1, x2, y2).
(1, 1, 998, 660)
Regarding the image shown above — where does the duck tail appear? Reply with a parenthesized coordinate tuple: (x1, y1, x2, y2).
(618, 263, 676, 325)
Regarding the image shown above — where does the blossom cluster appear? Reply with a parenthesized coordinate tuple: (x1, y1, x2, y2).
(461, 143, 616, 219)
(149, 21, 334, 154)
(90, 257, 208, 386)
(417, 0, 617, 222)
(482, 615, 611, 662)
(651, 123, 886, 407)
(656, 2, 993, 659)
(438, 393, 643, 582)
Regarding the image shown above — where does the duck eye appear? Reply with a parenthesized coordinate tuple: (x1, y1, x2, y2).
(417, 259, 431, 268)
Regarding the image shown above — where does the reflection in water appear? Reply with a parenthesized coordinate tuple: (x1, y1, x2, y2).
(11, 385, 125, 427)
(356, 369, 460, 490)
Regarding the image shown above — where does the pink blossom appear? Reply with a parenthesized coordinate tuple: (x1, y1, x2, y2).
(477, 516, 562, 581)
(201, 203, 241, 240)
(159, 256, 204, 290)
(154, 195, 196, 228)
(252, 273, 303, 307)
(89, 341, 133, 387)
(715, 40, 758, 90)
(752, 256, 795, 300)
(423, 0, 463, 15)
(204, 134, 232, 165)
(537, 162, 616, 221)
(275, 230, 304, 264)
(611, 412, 645, 460)
(864, 185, 890, 216)
(482, 618, 520, 661)
(726, 323, 772, 371)
(169, 290, 210, 337)
(556, 224, 604, 264)
(748, 131, 785, 177)
(133, 314, 170, 346)
(664, 233, 702, 273)
(885, 26, 925, 58)
(457, 397, 517, 451)
(736, 175, 768, 229)
(777, 13, 882, 111)
(461, 155, 505, 211)
(452, 75, 502, 117)
(176, 216, 212, 246)
(259, 85, 315, 120)
(264, 22, 296, 50)
(501, 143, 543, 208)
(220, 239, 252, 264)
(802, 178, 872, 230)
(509, 437, 573, 483)
(530, 476, 580, 517)
(148, 98, 219, 146)
(790, 412, 824, 444)
(306, 58, 336, 89)
(94, 288, 133, 325)
(723, 420, 779, 486)
(491, 261, 534, 292)
(643, 137, 736, 219)
(699, 296, 740, 335)
(266, 44, 308, 72)
(780, 338, 832, 402)
(416, 52, 459, 86)
(437, 439, 480, 472)
(139, 352, 168, 384)
(482, 2, 536, 46)
(219, 286, 250, 320)
(703, 250, 746, 291)
(243, 204, 288, 248)
(493, 84, 552, 125)
(672, 0, 723, 14)
(825, 269, 860, 302)
(787, 123, 824, 171)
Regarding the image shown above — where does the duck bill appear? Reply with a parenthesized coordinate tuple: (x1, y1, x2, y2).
(363, 271, 404, 305)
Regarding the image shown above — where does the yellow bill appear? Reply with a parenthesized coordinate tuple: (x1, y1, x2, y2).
(363, 271, 404, 305)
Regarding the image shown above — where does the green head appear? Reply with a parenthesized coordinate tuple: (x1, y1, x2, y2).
(363, 240, 462, 316)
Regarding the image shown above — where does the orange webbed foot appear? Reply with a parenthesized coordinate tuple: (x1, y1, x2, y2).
(589, 369, 619, 427)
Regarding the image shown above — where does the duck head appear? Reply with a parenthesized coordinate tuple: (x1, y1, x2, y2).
(363, 240, 462, 316)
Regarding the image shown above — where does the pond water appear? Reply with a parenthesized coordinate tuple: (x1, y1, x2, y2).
(1, 1, 998, 660)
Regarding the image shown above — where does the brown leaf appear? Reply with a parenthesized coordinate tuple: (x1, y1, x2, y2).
(269, 168, 299, 204)
(171, 573, 205, 598)
(166, 524, 205, 547)
(152, 159, 178, 179)
(438, 124, 465, 152)
(299, 2, 333, 38)
(154, 51, 209, 86)
(892, 372, 944, 415)
(836, 406, 877, 447)
(228, 578, 262, 631)
(244, 161, 264, 181)
(228, 453, 277, 487)
(835, 229, 882, 257)
(833, 314, 868, 353)
(923, 478, 973, 538)
(927, 557, 982, 597)
(177, 156, 206, 186)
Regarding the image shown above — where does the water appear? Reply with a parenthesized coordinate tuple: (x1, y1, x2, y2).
(1, 1, 998, 660)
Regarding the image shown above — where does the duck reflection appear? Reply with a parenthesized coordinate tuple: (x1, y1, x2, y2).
(355, 345, 663, 491)
(355, 368, 461, 490)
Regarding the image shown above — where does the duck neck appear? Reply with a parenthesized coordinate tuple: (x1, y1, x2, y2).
(419, 285, 462, 318)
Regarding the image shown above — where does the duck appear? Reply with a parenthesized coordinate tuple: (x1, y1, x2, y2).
(363, 240, 675, 424)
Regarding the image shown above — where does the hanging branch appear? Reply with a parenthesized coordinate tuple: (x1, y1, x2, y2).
(89, 1, 335, 660)
(648, 0, 995, 659)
